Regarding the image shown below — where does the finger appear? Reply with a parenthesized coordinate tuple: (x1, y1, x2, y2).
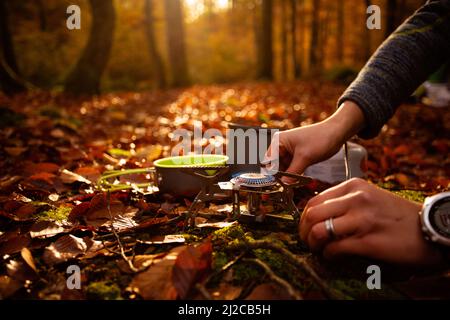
(306, 215, 361, 251)
(264, 137, 286, 173)
(306, 178, 364, 208)
(281, 158, 308, 184)
(300, 192, 356, 241)
(264, 132, 284, 161)
(322, 237, 367, 260)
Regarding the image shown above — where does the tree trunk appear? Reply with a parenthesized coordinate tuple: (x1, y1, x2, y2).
(64, 0, 116, 95)
(309, 0, 320, 75)
(0, 0, 25, 95)
(319, 4, 330, 71)
(164, 0, 189, 87)
(385, 0, 397, 38)
(290, 0, 301, 78)
(144, 0, 166, 89)
(257, 0, 273, 80)
(36, 0, 47, 32)
(280, 0, 288, 80)
(336, 0, 344, 63)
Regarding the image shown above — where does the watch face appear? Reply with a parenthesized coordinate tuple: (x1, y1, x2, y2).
(430, 198, 450, 238)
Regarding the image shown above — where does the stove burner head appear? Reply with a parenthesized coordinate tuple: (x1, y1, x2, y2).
(232, 172, 277, 188)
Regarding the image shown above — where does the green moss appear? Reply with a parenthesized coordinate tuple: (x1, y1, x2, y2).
(393, 190, 426, 203)
(182, 233, 202, 243)
(108, 148, 132, 158)
(233, 262, 263, 283)
(330, 279, 405, 300)
(254, 249, 286, 271)
(36, 206, 71, 222)
(86, 281, 122, 300)
(212, 251, 229, 271)
(212, 224, 245, 240)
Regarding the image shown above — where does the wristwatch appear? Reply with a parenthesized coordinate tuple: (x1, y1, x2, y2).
(420, 192, 450, 246)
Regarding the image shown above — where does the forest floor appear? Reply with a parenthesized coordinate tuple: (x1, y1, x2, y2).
(0, 81, 449, 300)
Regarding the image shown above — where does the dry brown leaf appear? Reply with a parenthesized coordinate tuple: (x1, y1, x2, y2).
(140, 234, 185, 245)
(43, 234, 103, 265)
(245, 283, 294, 300)
(21, 248, 38, 272)
(196, 221, 237, 229)
(0, 233, 31, 255)
(128, 246, 185, 300)
(60, 169, 92, 185)
(6, 259, 38, 282)
(4, 147, 27, 157)
(172, 241, 213, 299)
(30, 220, 66, 239)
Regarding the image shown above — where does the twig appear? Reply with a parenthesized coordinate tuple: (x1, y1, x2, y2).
(226, 240, 343, 300)
(195, 283, 213, 300)
(194, 252, 245, 300)
(106, 191, 139, 273)
(243, 258, 303, 300)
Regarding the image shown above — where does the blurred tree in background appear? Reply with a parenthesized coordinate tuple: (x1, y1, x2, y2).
(64, 0, 116, 94)
(0, 0, 426, 95)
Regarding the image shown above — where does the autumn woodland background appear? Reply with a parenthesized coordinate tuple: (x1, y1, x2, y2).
(1, 0, 450, 301)
(1, 0, 427, 95)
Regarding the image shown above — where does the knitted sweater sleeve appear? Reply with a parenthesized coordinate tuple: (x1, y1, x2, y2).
(337, 0, 450, 139)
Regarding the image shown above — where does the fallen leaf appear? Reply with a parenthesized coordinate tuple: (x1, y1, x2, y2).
(68, 201, 91, 221)
(197, 221, 238, 229)
(23, 162, 60, 175)
(139, 234, 185, 245)
(135, 216, 169, 230)
(172, 241, 213, 299)
(0, 176, 22, 190)
(245, 283, 294, 300)
(6, 259, 38, 282)
(21, 248, 38, 272)
(48, 193, 59, 202)
(135, 144, 162, 162)
(43, 235, 103, 265)
(30, 220, 66, 239)
(0, 233, 31, 255)
(74, 167, 101, 183)
(60, 169, 92, 185)
(4, 147, 27, 157)
(128, 246, 185, 300)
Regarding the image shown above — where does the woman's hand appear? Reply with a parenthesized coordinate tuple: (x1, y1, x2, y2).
(300, 178, 443, 265)
(265, 101, 365, 182)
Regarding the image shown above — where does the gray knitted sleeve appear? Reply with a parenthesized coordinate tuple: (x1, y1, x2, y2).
(337, 0, 450, 139)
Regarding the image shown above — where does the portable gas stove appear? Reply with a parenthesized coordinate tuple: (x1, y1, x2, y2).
(182, 166, 312, 227)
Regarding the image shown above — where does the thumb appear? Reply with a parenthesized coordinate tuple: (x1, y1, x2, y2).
(281, 156, 308, 184)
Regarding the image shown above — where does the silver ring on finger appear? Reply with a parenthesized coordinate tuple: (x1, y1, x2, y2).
(325, 217, 337, 240)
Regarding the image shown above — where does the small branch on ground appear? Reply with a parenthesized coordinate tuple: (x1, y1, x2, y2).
(226, 240, 344, 300)
(243, 258, 303, 300)
(106, 191, 139, 273)
(195, 252, 245, 300)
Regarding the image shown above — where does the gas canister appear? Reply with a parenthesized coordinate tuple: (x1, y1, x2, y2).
(304, 142, 368, 184)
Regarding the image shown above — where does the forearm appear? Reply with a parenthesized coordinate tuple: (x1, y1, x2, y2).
(338, 0, 450, 139)
(323, 100, 365, 144)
